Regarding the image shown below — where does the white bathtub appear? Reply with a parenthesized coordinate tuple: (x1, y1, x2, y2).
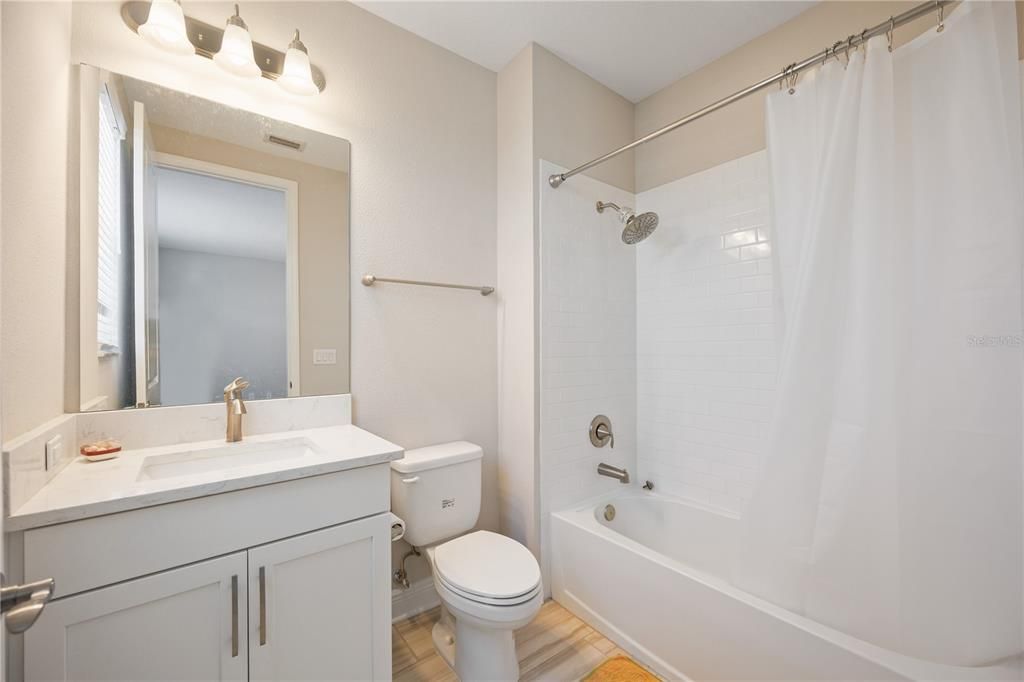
(551, 493, 1023, 681)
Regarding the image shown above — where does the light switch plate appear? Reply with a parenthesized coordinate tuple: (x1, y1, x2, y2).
(313, 348, 337, 365)
(45, 434, 63, 471)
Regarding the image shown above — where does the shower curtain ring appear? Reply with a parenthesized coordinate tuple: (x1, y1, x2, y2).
(886, 17, 895, 52)
(935, 2, 944, 33)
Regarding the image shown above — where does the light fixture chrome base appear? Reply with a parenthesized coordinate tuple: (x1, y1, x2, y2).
(121, 1, 326, 92)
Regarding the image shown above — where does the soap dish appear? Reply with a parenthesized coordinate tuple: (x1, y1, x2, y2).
(80, 440, 122, 462)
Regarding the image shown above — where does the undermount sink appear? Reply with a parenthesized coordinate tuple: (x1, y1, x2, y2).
(136, 438, 320, 481)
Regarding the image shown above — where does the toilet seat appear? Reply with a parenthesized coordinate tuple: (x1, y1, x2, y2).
(431, 530, 541, 605)
(436, 572, 542, 606)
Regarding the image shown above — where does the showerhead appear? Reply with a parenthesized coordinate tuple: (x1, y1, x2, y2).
(596, 201, 659, 244)
(622, 212, 659, 244)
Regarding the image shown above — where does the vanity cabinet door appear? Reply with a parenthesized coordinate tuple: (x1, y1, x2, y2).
(24, 552, 248, 682)
(247, 513, 391, 682)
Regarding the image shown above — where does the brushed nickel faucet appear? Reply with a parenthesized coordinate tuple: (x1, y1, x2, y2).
(597, 462, 630, 484)
(224, 377, 250, 443)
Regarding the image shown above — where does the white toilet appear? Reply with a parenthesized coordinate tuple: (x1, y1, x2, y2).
(391, 442, 542, 681)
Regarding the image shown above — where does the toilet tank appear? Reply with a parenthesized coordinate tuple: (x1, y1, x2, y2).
(391, 441, 482, 548)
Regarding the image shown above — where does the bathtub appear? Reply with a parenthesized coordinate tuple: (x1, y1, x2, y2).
(550, 493, 1023, 681)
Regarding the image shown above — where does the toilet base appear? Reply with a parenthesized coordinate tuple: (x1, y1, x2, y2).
(431, 607, 457, 670)
(431, 604, 521, 681)
(456, 618, 520, 681)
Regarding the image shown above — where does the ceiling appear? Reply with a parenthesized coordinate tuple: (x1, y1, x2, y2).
(354, 1, 815, 103)
(156, 166, 288, 262)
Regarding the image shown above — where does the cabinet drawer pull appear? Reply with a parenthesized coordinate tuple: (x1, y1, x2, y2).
(230, 575, 239, 658)
(401, 476, 420, 484)
(259, 566, 267, 646)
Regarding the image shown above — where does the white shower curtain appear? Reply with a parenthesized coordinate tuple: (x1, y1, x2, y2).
(736, 2, 1024, 666)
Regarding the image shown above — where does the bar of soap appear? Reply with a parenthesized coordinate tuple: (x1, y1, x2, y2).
(80, 440, 122, 461)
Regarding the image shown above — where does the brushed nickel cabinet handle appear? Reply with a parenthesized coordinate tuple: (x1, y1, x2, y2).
(230, 575, 239, 658)
(0, 574, 55, 634)
(259, 566, 267, 646)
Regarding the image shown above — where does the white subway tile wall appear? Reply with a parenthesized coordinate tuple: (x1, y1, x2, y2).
(539, 161, 637, 519)
(635, 151, 775, 515)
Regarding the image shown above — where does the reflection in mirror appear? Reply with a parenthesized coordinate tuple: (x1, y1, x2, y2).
(77, 65, 350, 412)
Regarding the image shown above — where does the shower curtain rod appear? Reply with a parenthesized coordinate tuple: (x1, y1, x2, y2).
(548, 0, 953, 189)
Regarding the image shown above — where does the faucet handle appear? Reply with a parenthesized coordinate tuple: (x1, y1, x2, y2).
(590, 415, 614, 449)
(224, 377, 251, 396)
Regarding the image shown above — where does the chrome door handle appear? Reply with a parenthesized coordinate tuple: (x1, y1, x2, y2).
(230, 575, 239, 658)
(1, 575, 55, 634)
(258, 566, 267, 646)
(401, 476, 420, 484)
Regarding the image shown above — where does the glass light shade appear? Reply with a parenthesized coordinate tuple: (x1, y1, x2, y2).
(278, 45, 319, 96)
(214, 23, 260, 79)
(138, 0, 193, 56)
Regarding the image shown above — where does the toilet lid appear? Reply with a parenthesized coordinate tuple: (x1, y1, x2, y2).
(433, 531, 541, 600)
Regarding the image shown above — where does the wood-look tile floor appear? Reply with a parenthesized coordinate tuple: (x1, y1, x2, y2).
(393, 600, 647, 681)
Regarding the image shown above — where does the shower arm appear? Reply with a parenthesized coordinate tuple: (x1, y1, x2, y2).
(596, 201, 629, 220)
(549, 0, 954, 189)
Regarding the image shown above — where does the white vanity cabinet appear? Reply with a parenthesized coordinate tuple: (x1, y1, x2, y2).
(8, 463, 394, 682)
(248, 515, 390, 681)
(26, 552, 249, 682)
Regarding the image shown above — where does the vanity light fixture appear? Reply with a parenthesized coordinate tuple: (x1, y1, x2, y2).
(213, 5, 260, 80)
(122, 1, 326, 93)
(277, 30, 319, 97)
(137, 0, 193, 56)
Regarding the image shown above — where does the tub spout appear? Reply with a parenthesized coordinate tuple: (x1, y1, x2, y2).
(597, 463, 630, 484)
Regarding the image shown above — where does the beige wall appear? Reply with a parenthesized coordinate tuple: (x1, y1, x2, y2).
(495, 43, 635, 559)
(1, 3, 73, 438)
(1019, 1, 1024, 60)
(496, 45, 537, 555)
(635, 1, 1024, 191)
(149, 124, 351, 398)
(2, 1, 498, 590)
(67, 2, 499, 526)
(532, 45, 635, 193)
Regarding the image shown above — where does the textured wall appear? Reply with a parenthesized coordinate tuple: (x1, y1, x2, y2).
(532, 46, 635, 193)
(496, 44, 636, 557)
(0, 3, 73, 438)
(633, 1, 1023, 191)
(0, 1, 498, 589)
(496, 45, 538, 554)
(68, 3, 498, 502)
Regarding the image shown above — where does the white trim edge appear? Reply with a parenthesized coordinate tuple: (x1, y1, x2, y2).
(391, 577, 440, 623)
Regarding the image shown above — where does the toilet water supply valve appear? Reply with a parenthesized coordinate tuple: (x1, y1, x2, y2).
(394, 547, 421, 590)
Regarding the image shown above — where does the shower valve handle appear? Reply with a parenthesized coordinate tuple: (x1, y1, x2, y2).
(590, 415, 615, 449)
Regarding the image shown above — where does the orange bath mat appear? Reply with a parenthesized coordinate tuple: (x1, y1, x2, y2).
(582, 655, 660, 682)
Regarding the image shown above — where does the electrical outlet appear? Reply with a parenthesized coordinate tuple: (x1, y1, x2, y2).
(313, 348, 337, 365)
(45, 434, 64, 471)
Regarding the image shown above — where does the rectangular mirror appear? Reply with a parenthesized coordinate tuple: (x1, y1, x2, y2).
(75, 66, 350, 411)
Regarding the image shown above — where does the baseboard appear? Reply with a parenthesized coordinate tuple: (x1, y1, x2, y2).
(392, 577, 440, 623)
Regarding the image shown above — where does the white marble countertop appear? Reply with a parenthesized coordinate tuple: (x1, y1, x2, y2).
(8, 425, 403, 531)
